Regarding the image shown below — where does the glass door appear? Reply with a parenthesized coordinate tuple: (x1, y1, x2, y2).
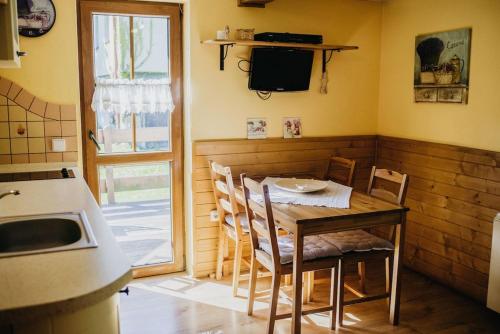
(79, 1, 183, 277)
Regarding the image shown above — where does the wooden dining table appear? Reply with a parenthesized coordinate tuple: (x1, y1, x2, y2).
(241, 186, 408, 334)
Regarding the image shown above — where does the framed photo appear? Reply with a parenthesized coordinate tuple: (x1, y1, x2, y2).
(247, 118, 267, 139)
(18, 0, 56, 37)
(414, 28, 471, 104)
(283, 117, 302, 139)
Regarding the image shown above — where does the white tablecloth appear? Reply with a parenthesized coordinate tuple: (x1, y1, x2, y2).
(251, 177, 352, 209)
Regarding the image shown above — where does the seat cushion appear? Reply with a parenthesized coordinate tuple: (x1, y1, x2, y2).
(258, 235, 342, 264)
(319, 229, 394, 253)
(224, 213, 250, 232)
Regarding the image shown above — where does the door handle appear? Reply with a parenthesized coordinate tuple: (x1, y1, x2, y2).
(88, 130, 101, 150)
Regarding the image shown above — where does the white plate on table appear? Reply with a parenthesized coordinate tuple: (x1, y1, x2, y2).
(274, 179, 328, 193)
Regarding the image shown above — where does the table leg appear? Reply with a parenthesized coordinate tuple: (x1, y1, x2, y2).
(390, 213, 406, 325)
(335, 258, 345, 330)
(292, 226, 304, 334)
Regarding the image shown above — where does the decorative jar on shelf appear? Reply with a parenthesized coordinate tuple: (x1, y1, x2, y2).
(236, 28, 255, 40)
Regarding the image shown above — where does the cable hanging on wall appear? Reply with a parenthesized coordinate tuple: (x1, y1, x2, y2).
(237, 59, 251, 72)
(320, 50, 337, 95)
(256, 91, 272, 100)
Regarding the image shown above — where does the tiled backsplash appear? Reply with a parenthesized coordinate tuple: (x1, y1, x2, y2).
(0, 76, 78, 164)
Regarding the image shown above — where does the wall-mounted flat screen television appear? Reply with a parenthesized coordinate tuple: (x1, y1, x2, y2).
(248, 48, 314, 92)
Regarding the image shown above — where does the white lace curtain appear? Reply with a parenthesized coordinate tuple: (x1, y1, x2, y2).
(91, 78, 174, 114)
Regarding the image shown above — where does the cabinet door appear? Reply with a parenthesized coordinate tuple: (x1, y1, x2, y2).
(0, 0, 21, 68)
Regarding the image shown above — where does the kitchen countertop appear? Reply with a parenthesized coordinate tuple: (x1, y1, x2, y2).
(0, 168, 132, 324)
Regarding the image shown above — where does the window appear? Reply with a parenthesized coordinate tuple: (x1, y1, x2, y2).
(91, 15, 172, 154)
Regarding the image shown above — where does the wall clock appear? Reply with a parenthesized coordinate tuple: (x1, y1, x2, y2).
(17, 0, 56, 37)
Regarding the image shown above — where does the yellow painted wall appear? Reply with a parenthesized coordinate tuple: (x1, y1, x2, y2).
(0, 0, 81, 165)
(0, 0, 383, 165)
(0, 0, 79, 106)
(378, 0, 500, 152)
(189, 0, 382, 140)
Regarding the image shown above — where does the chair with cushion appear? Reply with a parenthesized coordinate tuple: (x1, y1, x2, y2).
(319, 166, 409, 328)
(209, 160, 251, 297)
(310, 156, 358, 296)
(241, 174, 342, 334)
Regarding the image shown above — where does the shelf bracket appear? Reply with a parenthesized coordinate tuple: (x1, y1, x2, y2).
(219, 43, 235, 71)
(322, 49, 339, 74)
(322, 50, 328, 73)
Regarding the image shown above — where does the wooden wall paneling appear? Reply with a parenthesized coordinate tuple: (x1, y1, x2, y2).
(191, 134, 498, 304)
(377, 136, 499, 303)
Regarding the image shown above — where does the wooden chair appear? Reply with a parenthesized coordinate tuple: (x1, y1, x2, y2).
(209, 160, 251, 297)
(323, 156, 356, 187)
(329, 166, 409, 328)
(241, 175, 342, 334)
(307, 156, 357, 299)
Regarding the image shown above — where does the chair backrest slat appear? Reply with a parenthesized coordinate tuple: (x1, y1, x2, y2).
(374, 168, 405, 184)
(219, 198, 234, 214)
(211, 161, 229, 176)
(215, 180, 230, 195)
(324, 156, 356, 187)
(241, 174, 281, 269)
(252, 219, 271, 240)
(370, 188, 399, 204)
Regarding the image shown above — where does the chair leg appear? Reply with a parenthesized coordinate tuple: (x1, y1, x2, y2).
(336, 259, 345, 330)
(247, 255, 258, 316)
(308, 271, 315, 302)
(215, 231, 225, 280)
(232, 240, 244, 297)
(267, 272, 281, 334)
(284, 274, 291, 286)
(385, 256, 393, 306)
(303, 272, 310, 304)
(223, 233, 229, 257)
(329, 267, 337, 330)
(358, 261, 367, 293)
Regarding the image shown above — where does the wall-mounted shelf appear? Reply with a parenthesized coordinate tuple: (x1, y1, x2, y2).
(201, 39, 359, 71)
(238, 0, 275, 8)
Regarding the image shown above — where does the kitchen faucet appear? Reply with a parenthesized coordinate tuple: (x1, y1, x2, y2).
(0, 190, 20, 200)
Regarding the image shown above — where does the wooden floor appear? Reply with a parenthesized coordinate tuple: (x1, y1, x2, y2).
(119, 266, 500, 334)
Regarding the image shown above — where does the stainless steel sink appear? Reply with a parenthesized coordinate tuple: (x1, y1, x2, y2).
(0, 212, 97, 258)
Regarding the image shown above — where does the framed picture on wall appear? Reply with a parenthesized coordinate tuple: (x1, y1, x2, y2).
(414, 27, 471, 104)
(18, 0, 57, 37)
(247, 118, 267, 139)
(283, 117, 302, 138)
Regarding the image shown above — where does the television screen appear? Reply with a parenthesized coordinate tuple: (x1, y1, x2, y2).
(249, 48, 314, 92)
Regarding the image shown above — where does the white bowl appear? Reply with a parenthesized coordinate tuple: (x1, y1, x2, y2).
(274, 179, 328, 193)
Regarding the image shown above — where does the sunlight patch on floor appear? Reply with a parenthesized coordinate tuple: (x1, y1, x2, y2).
(128, 275, 367, 330)
(130, 276, 269, 313)
(345, 312, 362, 322)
